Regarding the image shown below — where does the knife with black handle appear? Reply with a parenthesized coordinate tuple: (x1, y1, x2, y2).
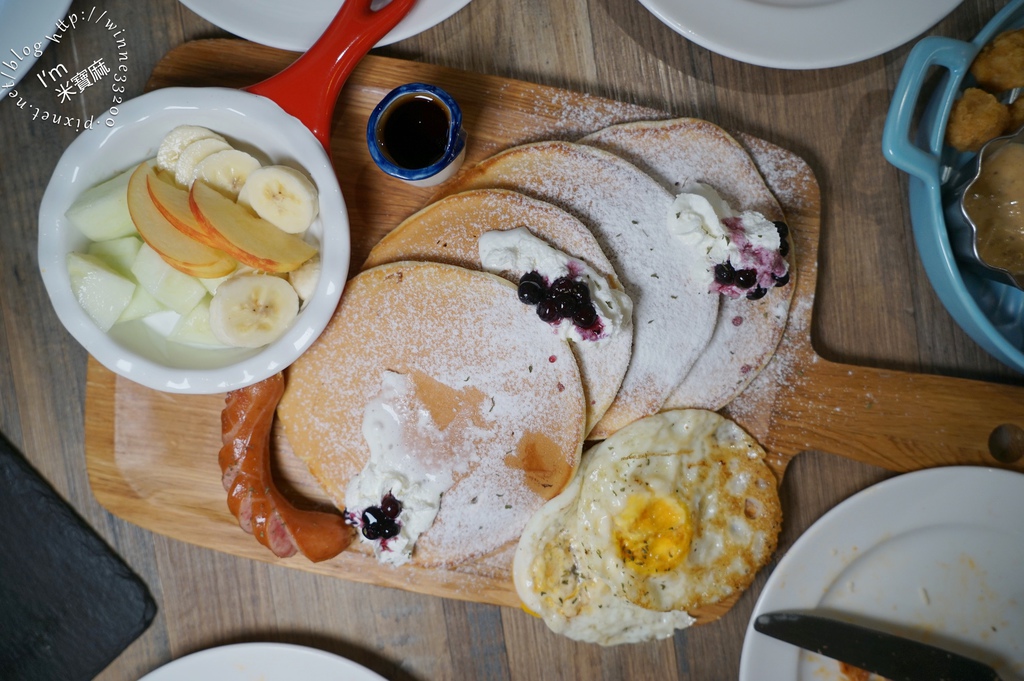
(753, 611, 1003, 681)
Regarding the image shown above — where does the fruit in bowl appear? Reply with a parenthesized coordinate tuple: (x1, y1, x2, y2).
(37, 87, 350, 394)
(65, 125, 322, 350)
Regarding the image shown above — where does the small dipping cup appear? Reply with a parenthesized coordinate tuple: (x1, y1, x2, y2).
(366, 83, 467, 187)
(945, 124, 1024, 291)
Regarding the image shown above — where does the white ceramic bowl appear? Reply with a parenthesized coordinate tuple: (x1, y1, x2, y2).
(38, 87, 350, 394)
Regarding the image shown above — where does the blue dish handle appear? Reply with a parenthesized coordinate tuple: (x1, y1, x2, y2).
(882, 36, 976, 183)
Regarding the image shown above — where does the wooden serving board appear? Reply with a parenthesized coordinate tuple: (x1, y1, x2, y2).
(85, 41, 1024, 616)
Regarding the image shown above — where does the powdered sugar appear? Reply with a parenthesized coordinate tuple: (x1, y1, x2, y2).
(725, 292, 813, 440)
(345, 371, 462, 566)
(722, 135, 819, 442)
(734, 135, 813, 215)
(278, 261, 586, 568)
(580, 119, 795, 411)
(446, 141, 719, 438)
(582, 119, 784, 219)
(491, 86, 665, 145)
(363, 189, 633, 435)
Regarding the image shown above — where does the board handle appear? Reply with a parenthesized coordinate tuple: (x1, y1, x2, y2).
(766, 358, 1024, 472)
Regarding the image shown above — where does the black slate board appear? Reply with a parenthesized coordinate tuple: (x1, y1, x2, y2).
(0, 431, 156, 681)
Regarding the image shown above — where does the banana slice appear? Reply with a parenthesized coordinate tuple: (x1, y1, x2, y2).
(157, 125, 226, 173)
(237, 165, 319, 234)
(287, 252, 320, 302)
(175, 137, 232, 188)
(209, 273, 299, 348)
(194, 149, 262, 199)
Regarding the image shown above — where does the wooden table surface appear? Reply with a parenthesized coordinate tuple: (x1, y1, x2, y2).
(3, 0, 1021, 679)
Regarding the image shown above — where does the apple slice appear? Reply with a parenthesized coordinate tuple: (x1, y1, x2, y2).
(189, 180, 317, 274)
(126, 161, 238, 279)
(145, 171, 210, 244)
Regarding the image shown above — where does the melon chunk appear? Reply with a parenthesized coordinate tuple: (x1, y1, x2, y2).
(67, 252, 136, 332)
(130, 243, 206, 316)
(65, 168, 137, 241)
(88, 235, 144, 276)
(118, 286, 167, 322)
(168, 297, 225, 346)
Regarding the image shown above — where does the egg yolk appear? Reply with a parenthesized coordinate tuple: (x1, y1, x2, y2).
(613, 494, 692, 575)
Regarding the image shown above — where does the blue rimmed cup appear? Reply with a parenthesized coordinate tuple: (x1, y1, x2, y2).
(366, 83, 467, 187)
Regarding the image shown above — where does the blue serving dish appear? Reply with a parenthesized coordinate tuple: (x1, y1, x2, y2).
(882, 0, 1024, 373)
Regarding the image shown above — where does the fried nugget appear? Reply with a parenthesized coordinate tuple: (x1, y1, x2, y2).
(971, 28, 1024, 92)
(946, 88, 1010, 152)
(1008, 98, 1024, 135)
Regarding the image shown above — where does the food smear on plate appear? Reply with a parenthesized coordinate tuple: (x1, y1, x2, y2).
(837, 662, 882, 681)
(64, 124, 321, 349)
(963, 141, 1024, 275)
(667, 182, 790, 301)
(513, 409, 782, 645)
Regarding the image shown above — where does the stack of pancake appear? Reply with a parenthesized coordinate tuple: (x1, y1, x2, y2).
(276, 117, 795, 570)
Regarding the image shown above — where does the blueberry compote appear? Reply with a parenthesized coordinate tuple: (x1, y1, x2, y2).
(711, 220, 791, 300)
(517, 271, 604, 340)
(347, 491, 403, 545)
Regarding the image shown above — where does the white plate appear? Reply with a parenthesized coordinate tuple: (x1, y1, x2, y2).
(739, 467, 1024, 681)
(138, 643, 387, 681)
(0, 0, 73, 97)
(637, 0, 963, 69)
(178, 0, 471, 52)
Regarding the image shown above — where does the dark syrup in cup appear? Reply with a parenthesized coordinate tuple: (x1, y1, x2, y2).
(378, 93, 450, 170)
(367, 82, 467, 187)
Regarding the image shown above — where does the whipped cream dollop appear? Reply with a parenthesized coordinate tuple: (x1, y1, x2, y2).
(668, 182, 789, 298)
(477, 227, 633, 344)
(345, 371, 460, 567)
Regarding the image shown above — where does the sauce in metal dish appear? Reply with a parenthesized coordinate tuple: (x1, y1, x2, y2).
(377, 93, 450, 170)
(963, 141, 1024, 275)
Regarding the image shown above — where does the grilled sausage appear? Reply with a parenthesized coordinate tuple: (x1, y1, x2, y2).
(220, 373, 353, 562)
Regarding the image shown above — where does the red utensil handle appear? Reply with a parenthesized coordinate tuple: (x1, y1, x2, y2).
(245, 0, 417, 151)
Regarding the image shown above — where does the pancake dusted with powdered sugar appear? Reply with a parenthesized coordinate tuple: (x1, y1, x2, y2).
(440, 141, 718, 440)
(363, 188, 632, 437)
(278, 261, 585, 568)
(581, 119, 795, 411)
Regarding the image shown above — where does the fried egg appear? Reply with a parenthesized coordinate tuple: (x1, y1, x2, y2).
(513, 409, 781, 645)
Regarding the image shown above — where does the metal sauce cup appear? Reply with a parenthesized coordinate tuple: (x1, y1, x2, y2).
(947, 124, 1024, 291)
